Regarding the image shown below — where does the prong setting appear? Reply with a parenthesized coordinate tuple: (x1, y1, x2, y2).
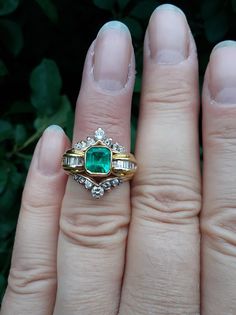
(62, 128, 137, 199)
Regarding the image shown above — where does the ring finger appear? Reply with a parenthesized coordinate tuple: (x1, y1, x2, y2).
(53, 21, 135, 315)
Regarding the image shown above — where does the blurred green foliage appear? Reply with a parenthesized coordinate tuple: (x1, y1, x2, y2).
(0, 0, 236, 303)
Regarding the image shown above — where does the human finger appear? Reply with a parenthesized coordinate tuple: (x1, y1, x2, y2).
(1, 126, 69, 315)
(120, 5, 201, 314)
(201, 41, 236, 315)
(53, 22, 135, 315)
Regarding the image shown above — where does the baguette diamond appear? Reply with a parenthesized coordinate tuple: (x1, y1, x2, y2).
(112, 160, 136, 169)
(63, 156, 84, 166)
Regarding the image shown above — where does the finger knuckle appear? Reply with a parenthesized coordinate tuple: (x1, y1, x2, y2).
(201, 206, 236, 257)
(8, 263, 56, 295)
(79, 96, 127, 137)
(132, 172, 201, 224)
(119, 287, 199, 315)
(142, 77, 194, 115)
(22, 180, 62, 214)
(21, 199, 59, 218)
(60, 207, 130, 249)
(206, 125, 236, 153)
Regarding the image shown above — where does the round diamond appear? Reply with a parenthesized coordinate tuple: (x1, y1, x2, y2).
(74, 141, 86, 150)
(111, 143, 125, 153)
(84, 179, 93, 190)
(86, 137, 95, 146)
(102, 181, 111, 190)
(74, 142, 82, 149)
(112, 142, 120, 151)
(91, 186, 104, 198)
(118, 146, 125, 153)
(80, 140, 87, 148)
(104, 138, 112, 147)
(95, 128, 105, 140)
(111, 178, 119, 187)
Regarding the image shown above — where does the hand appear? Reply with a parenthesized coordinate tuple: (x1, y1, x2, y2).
(1, 4, 236, 315)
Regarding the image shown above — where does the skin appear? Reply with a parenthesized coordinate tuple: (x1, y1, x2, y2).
(1, 4, 236, 315)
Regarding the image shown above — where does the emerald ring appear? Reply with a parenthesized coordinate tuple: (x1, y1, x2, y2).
(62, 128, 137, 199)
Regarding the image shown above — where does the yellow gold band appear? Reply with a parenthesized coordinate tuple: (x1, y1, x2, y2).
(62, 149, 137, 180)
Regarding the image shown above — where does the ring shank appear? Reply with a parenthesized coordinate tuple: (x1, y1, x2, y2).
(62, 149, 137, 182)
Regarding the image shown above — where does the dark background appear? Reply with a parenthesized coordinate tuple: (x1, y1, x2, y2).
(0, 0, 236, 303)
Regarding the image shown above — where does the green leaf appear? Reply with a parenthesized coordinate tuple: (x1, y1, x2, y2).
(30, 59, 62, 115)
(8, 101, 33, 115)
(204, 10, 229, 43)
(131, 0, 158, 20)
(0, 188, 15, 213)
(93, 0, 115, 10)
(34, 0, 58, 23)
(0, 59, 8, 76)
(0, 163, 22, 214)
(14, 124, 27, 145)
(34, 95, 72, 131)
(0, 120, 13, 141)
(0, 165, 8, 194)
(8, 165, 23, 191)
(120, 17, 143, 40)
(0, 19, 23, 55)
(117, 0, 130, 10)
(0, 221, 15, 241)
(0, 0, 19, 16)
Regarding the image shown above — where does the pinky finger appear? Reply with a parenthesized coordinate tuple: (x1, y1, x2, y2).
(1, 125, 69, 315)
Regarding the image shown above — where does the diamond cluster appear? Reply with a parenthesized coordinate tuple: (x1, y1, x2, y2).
(74, 174, 121, 199)
(64, 128, 133, 199)
(74, 128, 125, 153)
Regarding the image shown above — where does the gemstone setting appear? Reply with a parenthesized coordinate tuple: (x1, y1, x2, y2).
(94, 128, 105, 140)
(85, 146, 112, 176)
(91, 186, 105, 198)
(63, 128, 137, 199)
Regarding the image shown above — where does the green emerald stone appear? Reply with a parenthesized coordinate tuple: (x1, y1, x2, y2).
(85, 146, 111, 175)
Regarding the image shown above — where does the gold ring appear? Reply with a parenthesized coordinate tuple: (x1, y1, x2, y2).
(62, 128, 137, 198)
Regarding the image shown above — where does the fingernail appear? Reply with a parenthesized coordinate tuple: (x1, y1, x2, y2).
(209, 41, 236, 104)
(213, 40, 236, 52)
(93, 21, 132, 90)
(148, 4, 189, 64)
(38, 125, 65, 175)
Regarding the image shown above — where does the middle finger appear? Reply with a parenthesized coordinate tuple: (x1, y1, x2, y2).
(120, 5, 201, 314)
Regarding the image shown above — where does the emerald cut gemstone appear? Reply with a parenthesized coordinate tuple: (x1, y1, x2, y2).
(85, 146, 111, 175)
